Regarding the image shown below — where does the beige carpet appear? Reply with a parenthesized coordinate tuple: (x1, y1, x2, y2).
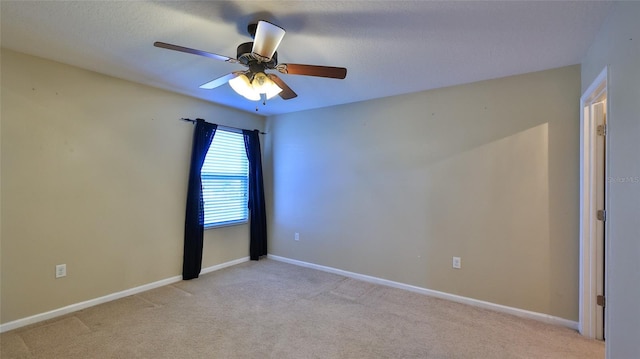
(1, 259, 604, 358)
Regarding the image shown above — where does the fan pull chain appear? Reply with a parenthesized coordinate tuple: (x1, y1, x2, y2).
(253, 93, 268, 111)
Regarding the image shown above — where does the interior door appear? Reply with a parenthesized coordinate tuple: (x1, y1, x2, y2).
(593, 99, 606, 340)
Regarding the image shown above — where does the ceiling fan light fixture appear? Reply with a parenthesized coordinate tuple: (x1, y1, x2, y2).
(252, 72, 282, 99)
(251, 21, 285, 62)
(264, 83, 283, 100)
(229, 72, 282, 101)
(229, 74, 260, 101)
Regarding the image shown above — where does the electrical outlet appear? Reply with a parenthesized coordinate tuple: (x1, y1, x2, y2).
(55, 264, 67, 278)
(452, 257, 461, 269)
(294, 232, 300, 241)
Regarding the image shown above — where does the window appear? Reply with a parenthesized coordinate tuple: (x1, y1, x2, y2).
(201, 129, 249, 228)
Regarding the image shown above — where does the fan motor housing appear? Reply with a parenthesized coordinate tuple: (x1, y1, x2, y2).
(237, 42, 277, 68)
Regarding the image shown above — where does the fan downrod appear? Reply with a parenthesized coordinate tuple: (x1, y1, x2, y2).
(247, 23, 258, 38)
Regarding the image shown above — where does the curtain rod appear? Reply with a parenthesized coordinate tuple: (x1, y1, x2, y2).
(180, 118, 266, 135)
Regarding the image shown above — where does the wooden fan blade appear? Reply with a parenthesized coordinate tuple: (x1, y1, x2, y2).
(200, 72, 241, 90)
(154, 42, 238, 63)
(278, 64, 347, 79)
(267, 74, 297, 100)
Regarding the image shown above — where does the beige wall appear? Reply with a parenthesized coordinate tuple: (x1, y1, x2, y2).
(0, 47, 585, 326)
(582, 2, 640, 357)
(0, 49, 264, 324)
(266, 65, 581, 320)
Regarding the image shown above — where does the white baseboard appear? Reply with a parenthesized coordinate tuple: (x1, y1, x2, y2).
(3, 255, 576, 333)
(200, 256, 250, 275)
(267, 254, 578, 330)
(0, 256, 250, 333)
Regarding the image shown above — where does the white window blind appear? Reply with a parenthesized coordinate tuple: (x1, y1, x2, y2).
(201, 129, 249, 228)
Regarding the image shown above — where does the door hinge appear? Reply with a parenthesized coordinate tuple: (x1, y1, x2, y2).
(597, 124, 607, 136)
(597, 209, 606, 221)
(597, 295, 606, 307)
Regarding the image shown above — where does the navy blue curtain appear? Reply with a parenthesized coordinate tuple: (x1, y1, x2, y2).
(183, 119, 217, 280)
(243, 129, 267, 260)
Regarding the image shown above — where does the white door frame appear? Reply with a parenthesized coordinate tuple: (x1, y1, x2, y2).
(579, 67, 608, 339)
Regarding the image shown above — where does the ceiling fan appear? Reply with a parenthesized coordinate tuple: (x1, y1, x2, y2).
(154, 20, 347, 103)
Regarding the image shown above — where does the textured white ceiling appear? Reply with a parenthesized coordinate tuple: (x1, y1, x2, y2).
(1, 1, 613, 116)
